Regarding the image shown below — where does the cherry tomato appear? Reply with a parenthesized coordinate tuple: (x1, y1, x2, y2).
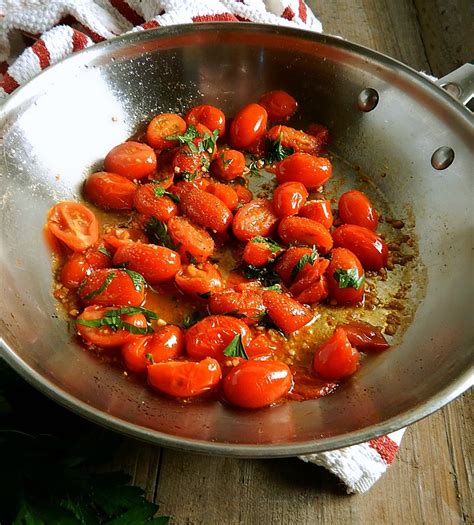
(175, 263, 224, 297)
(274, 246, 314, 284)
(223, 360, 292, 409)
(185, 104, 226, 137)
(276, 153, 332, 189)
(338, 190, 379, 231)
(263, 290, 313, 334)
(113, 242, 181, 284)
(148, 357, 221, 397)
(76, 305, 147, 349)
(233, 184, 253, 204)
(278, 216, 333, 254)
(205, 182, 238, 211)
(173, 145, 210, 179)
(273, 181, 308, 217)
(229, 103, 268, 149)
(102, 227, 148, 252)
(185, 315, 252, 361)
(332, 224, 388, 270)
(289, 259, 330, 304)
(104, 141, 157, 180)
(133, 183, 179, 222)
(84, 172, 136, 211)
(167, 216, 214, 263)
(149, 148, 177, 186)
(267, 125, 322, 155)
(246, 334, 282, 359)
(180, 184, 232, 233)
(245, 135, 267, 157)
(289, 365, 338, 401)
(340, 321, 390, 352)
(209, 287, 266, 325)
(61, 246, 111, 289)
(243, 237, 282, 267)
(47, 202, 99, 252)
(326, 247, 365, 305)
(121, 325, 184, 373)
(312, 328, 360, 380)
(211, 149, 246, 181)
(258, 90, 297, 122)
(146, 113, 187, 150)
(305, 123, 330, 155)
(299, 199, 333, 229)
(232, 199, 278, 241)
(78, 268, 145, 306)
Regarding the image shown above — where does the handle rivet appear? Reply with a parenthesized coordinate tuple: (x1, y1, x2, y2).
(431, 146, 455, 170)
(358, 88, 379, 112)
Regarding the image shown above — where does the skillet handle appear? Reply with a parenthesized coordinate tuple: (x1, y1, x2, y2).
(435, 62, 474, 107)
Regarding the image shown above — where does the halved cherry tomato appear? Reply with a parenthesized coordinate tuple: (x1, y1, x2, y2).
(332, 224, 388, 270)
(61, 246, 111, 289)
(232, 199, 278, 241)
(263, 290, 313, 334)
(276, 153, 332, 189)
(272, 181, 308, 217)
(209, 286, 266, 325)
(274, 246, 315, 284)
(312, 328, 360, 380)
(267, 125, 321, 155)
(104, 141, 157, 180)
(229, 103, 268, 149)
(84, 172, 136, 210)
(299, 199, 333, 229)
(47, 202, 99, 252)
(305, 123, 330, 155)
(148, 357, 221, 397)
(289, 259, 330, 304)
(175, 263, 224, 297)
(146, 113, 187, 150)
(326, 247, 365, 305)
(243, 237, 283, 267)
(205, 182, 238, 211)
(173, 146, 210, 179)
(76, 305, 147, 349)
(211, 149, 246, 180)
(121, 325, 184, 373)
(223, 360, 292, 409)
(113, 242, 181, 284)
(246, 334, 282, 359)
(180, 184, 232, 233)
(185, 315, 252, 361)
(278, 216, 333, 254)
(185, 104, 226, 137)
(258, 90, 297, 122)
(133, 183, 179, 222)
(233, 184, 253, 204)
(102, 227, 148, 252)
(167, 216, 214, 263)
(78, 268, 145, 306)
(338, 190, 379, 231)
(340, 321, 390, 351)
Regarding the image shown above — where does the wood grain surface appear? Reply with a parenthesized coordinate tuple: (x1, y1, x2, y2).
(103, 2, 473, 523)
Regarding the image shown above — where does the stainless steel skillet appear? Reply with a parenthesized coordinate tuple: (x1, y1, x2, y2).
(0, 24, 472, 457)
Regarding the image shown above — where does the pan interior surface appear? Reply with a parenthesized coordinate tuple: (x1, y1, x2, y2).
(0, 25, 472, 456)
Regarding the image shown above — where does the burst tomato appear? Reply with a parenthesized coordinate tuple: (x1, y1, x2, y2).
(299, 199, 333, 229)
(209, 286, 266, 325)
(278, 216, 333, 254)
(263, 290, 313, 334)
(185, 104, 226, 137)
(242, 237, 282, 267)
(84, 172, 136, 210)
(211, 149, 246, 180)
(312, 328, 360, 380)
(133, 183, 179, 222)
(175, 263, 224, 297)
(258, 90, 297, 122)
(267, 125, 322, 155)
(232, 199, 278, 241)
(274, 246, 315, 284)
(205, 182, 238, 211)
(340, 321, 390, 351)
(146, 113, 187, 150)
(272, 181, 308, 217)
(60, 245, 111, 289)
(326, 247, 365, 305)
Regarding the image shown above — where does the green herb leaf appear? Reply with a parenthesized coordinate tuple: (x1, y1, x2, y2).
(247, 155, 261, 177)
(145, 353, 155, 365)
(165, 124, 200, 145)
(291, 247, 318, 281)
(225, 310, 247, 319)
(185, 252, 198, 265)
(181, 311, 205, 329)
(145, 217, 176, 249)
(333, 268, 365, 290)
(98, 246, 111, 257)
(223, 157, 233, 166)
(223, 334, 249, 359)
(242, 265, 281, 287)
(82, 272, 116, 301)
(199, 128, 219, 155)
(124, 270, 145, 292)
(75, 307, 158, 335)
(153, 186, 180, 203)
(251, 236, 282, 253)
(181, 171, 197, 182)
(262, 284, 282, 292)
(104, 306, 159, 321)
(265, 134, 294, 163)
(199, 292, 211, 299)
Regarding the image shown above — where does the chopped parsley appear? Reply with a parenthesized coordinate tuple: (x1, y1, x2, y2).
(223, 335, 249, 359)
(200, 128, 219, 154)
(334, 268, 365, 290)
(290, 247, 318, 281)
(153, 185, 180, 203)
(165, 124, 200, 147)
(82, 272, 116, 301)
(124, 269, 145, 292)
(251, 236, 282, 253)
(247, 155, 261, 177)
(181, 170, 197, 182)
(145, 217, 176, 249)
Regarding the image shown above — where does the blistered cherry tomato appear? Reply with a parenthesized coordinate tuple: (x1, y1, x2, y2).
(273, 181, 308, 217)
(146, 113, 187, 150)
(102, 227, 148, 252)
(312, 328, 360, 380)
(338, 190, 378, 231)
(175, 263, 224, 297)
(104, 141, 157, 180)
(278, 216, 333, 254)
(47, 202, 99, 252)
(205, 182, 238, 211)
(60, 245, 111, 289)
(243, 237, 282, 267)
(267, 125, 321, 155)
(305, 123, 330, 155)
(84, 172, 136, 210)
(246, 334, 282, 359)
(274, 246, 314, 284)
(185, 104, 226, 137)
(173, 145, 210, 179)
(209, 286, 266, 325)
(299, 199, 333, 229)
(289, 259, 330, 304)
(245, 135, 267, 157)
(340, 321, 390, 351)
(276, 153, 332, 189)
(185, 315, 251, 361)
(148, 358, 221, 397)
(167, 216, 214, 263)
(133, 183, 179, 222)
(211, 149, 246, 180)
(232, 199, 278, 241)
(258, 90, 297, 122)
(326, 247, 365, 305)
(229, 103, 268, 149)
(223, 360, 292, 409)
(263, 290, 313, 334)
(149, 148, 177, 186)
(113, 242, 181, 284)
(332, 224, 388, 270)
(233, 184, 253, 204)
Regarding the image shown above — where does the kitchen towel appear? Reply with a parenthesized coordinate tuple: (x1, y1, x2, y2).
(0, 0, 405, 493)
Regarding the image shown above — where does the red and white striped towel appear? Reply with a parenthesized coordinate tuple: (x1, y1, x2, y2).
(0, 0, 406, 493)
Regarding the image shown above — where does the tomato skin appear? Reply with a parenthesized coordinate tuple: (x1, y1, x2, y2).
(278, 216, 333, 254)
(305, 123, 330, 155)
(205, 182, 238, 211)
(133, 183, 179, 222)
(102, 227, 148, 252)
(76, 305, 147, 349)
(246, 334, 282, 359)
(149, 148, 177, 186)
(332, 224, 388, 270)
(258, 90, 297, 122)
(229, 103, 268, 149)
(289, 259, 330, 304)
(48, 202, 99, 252)
(175, 263, 224, 297)
(113, 242, 181, 284)
(326, 247, 365, 305)
(121, 325, 184, 373)
(146, 113, 187, 150)
(209, 287, 266, 325)
(299, 199, 333, 229)
(180, 184, 232, 233)
(211, 149, 246, 180)
(223, 360, 292, 409)
(276, 153, 332, 189)
(243, 239, 282, 267)
(104, 141, 157, 180)
(173, 146, 210, 179)
(185, 315, 252, 361)
(84, 172, 136, 210)
(267, 125, 322, 155)
(61, 246, 111, 288)
(233, 184, 253, 204)
(338, 190, 378, 231)
(232, 199, 278, 241)
(263, 290, 313, 334)
(312, 328, 360, 380)
(274, 246, 314, 284)
(273, 181, 308, 217)
(167, 216, 214, 263)
(185, 104, 226, 137)
(340, 321, 390, 351)
(245, 135, 267, 157)
(148, 358, 221, 397)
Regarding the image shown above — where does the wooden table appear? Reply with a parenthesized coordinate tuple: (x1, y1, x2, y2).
(105, 2, 473, 523)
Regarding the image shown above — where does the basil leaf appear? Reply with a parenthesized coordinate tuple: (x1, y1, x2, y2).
(223, 335, 249, 359)
(199, 128, 219, 154)
(165, 124, 199, 145)
(242, 265, 281, 287)
(82, 272, 116, 301)
(333, 268, 365, 290)
(153, 186, 180, 203)
(145, 217, 176, 250)
(104, 306, 159, 321)
(225, 310, 247, 319)
(181, 171, 197, 182)
(182, 311, 205, 329)
(124, 269, 145, 292)
(290, 247, 318, 281)
(145, 353, 155, 364)
(98, 246, 111, 257)
(265, 134, 294, 163)
(251, 236, 281, 253)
